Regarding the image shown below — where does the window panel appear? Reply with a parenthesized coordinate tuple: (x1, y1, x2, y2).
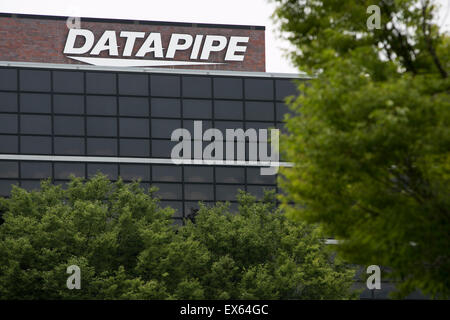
(0, 114, 18, 133)
(215, 121, 244, 140)
(151, 140, 177, 158)
(184, 201, 214, 217)
(119, 97, 149, 117)
(183, 99, 212, 119)
(182, 120, 212, 138)
(245, 122, 275, 142)
(54, 137, 85, 155)
(245, 78, 273, 100)
(215, 167, 245, 184)
(246, 167, 277, 184)
(54, 95, 84, 114)
(21, 136, 52, 154)
(184, 166, 213, 183)
(153, 183, 182, 200)
(118, 73, 148, 96)
(119, 118, 149, 138)
(216, 185, 244, 201)
(88, 163, 118, 180)
(214, 100, 243, 120)
(87, 117, 117, 137)
(54, 163, 85, 179)
(276, 102, 295, 122)
(20, 70, 51, 92)
(0, 161, 19, 178)
(53, 71, 84, 93)
(20, 93, 51, 113)
(152, 165, 181, 182)
(21, 180, 42, 192)
(150, 75, 180, 97)
(87, 138, 117, 156)
(0, 135, 18, 153)
(160, 201, 183, 218)
(21, 162, 52, 179)
(0, 68, 17, 90)
(151, 119, 181, 139)
(119, 139, 149, 157)
(245, 101, 274, 121)
(151, 98, 181, 118)
(54, 116, 84, 135)
(182, 76, 211, 98)
(276, 79, 298, 101)
(184, 184, 214, 201)
(86, 72, 116, 94)
(86, 96, 117, 115)
(247, 185, 276, 199)
(21, 115, 51, 135)
(120, 164, 150, 181)
(0, 92, 18, 112)
(213, 77, 242, 99)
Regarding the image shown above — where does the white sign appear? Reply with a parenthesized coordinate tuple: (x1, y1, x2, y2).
(64, 29, 249, 67)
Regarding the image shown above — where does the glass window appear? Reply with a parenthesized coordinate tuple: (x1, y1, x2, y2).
(151, 119, 181, 139)
(54, 95, 84, 114)
(183, 99, 212, 119)
(182, 76, 211, 98)
(215, 121, 244, 141)
(119, 118, 149, 138)
(21, 162, 52, 179)
(213, 77, 242, 99)
(21, 115, 51, 135)
(153, 183, 182, 200)
(119, 97, 149, 117)
(120, 164, 150, 181)
(54, 116, 84, 136)
(0, 161, 19, 178)
(87, 117, 117, 137)
(247, 185, 276, 199)
(88, 163, 118, 180)
(0, 68, 17, 91)
(20, 70, 51, 92)
(87, 138, 117, 156)
(184, 166, 213, 183)
(151, 140, 177, 158)
(245, 101, 274, 121)
(86, 96, 117, 115)
(276, 79, 298, 101)
(216, 167, 245, 184)
(119, 139, 150, 157)
(0, 114, 18, 133)
(20, 93, 51, 113)
(150, 75, 180, 97)
(0, 180, 18, 196)
(184, 184, 214, 201)
(86, 72, 116, 94)
(276, 102, 295, 122)
(246, 167, 277, 184)
(54, 163, 85, 179)
(245, 78, 273, 100)
(216, 185, 244, 201)
(245, 122, 275, 142)
(160, 201, 183, 218)
(214, 100, 243, 120)
(54, 137, 85, 155)
(182, 120, 212, 137)
(0, 92, 18, 112)
(118, 73, 148, 96)
(0, 135, 18, 153)
(53, 71, 84, 93)
(152, 165, 181, 182)
(20, 180, 42, 192)
(151, 98, 180, 118)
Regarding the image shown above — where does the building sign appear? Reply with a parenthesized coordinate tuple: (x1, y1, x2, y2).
(0, 13, 266, 71)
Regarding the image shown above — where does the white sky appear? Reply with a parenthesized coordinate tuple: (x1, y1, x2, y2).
(1, 0, 449, 73)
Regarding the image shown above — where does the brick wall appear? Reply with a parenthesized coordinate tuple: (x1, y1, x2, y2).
(0, 14, 265, 71)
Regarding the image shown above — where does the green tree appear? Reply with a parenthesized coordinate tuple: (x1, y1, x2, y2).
(272, 0, 450, 298)
(0, 175, 355, 299)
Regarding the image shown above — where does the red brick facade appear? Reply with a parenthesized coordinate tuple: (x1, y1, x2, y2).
(0, 14, 265, 72)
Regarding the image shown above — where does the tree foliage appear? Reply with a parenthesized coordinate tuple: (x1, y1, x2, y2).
(273, 0, 449, 298)
(0, 175, 355, 299)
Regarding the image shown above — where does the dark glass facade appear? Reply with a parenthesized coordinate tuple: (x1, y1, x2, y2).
(0, 66, 300, 223)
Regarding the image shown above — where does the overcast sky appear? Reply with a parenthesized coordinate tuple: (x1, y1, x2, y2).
(1, 0, 449, 73)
